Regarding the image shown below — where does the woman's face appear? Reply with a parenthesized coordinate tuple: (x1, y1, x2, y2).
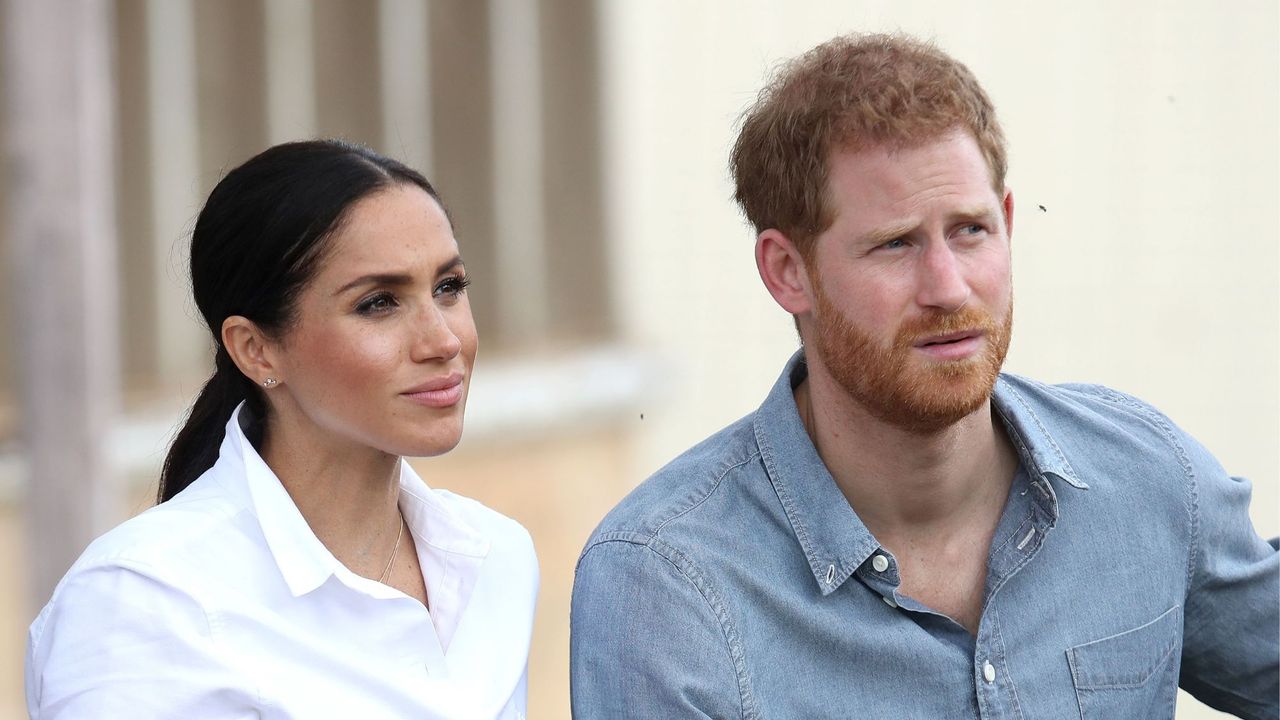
(267, 184, 478, 458)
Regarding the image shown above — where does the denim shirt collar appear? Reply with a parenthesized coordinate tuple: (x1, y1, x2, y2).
(753, 350, 1088, 596)
(753, 352, 881, 596)
(990, 376, 1089, 492)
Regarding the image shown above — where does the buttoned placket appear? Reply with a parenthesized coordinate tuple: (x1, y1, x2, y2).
(972, 467, 1058, 720)
(847, 465, 1058, 720)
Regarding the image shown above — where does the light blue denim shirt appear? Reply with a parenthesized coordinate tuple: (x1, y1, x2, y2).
(571, 352, 1279, 719)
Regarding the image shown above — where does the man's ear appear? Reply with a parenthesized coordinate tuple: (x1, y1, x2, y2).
(756, 229, 815, 316)
(1002, 187, 1015, 239)
(221, 316, 280, 387)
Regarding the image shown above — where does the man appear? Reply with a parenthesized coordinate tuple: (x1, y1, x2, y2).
(570, 33, 1278, 718)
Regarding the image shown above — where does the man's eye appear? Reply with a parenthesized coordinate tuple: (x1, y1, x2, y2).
(881, 238, 907, 250)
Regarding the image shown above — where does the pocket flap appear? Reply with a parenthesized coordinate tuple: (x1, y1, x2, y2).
(1068, 604, 1181, 690)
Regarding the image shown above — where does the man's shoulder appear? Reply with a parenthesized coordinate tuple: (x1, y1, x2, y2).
(584, 411, 763, 549)
(996, 373, 1216, 486)
(998, 372, 1180, 434)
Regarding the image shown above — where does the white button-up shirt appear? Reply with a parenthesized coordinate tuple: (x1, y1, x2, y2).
(26, 406, 539, 719)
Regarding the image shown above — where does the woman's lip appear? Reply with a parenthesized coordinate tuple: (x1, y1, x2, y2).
(401, 374, 465, 407)
(403, 373, 464, 394)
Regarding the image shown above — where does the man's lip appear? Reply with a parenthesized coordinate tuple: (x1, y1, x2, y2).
(915, 330, 983, 347)
(401, 372, 465, 395)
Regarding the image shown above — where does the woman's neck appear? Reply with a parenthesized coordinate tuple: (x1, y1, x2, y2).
(258, 408, 404, 580)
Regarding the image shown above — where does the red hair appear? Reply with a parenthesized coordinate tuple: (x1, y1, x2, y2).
(730, 33, 1007, 254)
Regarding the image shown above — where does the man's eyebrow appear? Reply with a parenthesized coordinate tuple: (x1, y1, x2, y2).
(857, 206, 1000, 246)
(951, 205, 1000, 223)
(332, 255, 465, 296)
(860, 222, 916, 247)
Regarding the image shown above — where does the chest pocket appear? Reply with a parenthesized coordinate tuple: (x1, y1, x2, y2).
(1067, 604, 1181, 719)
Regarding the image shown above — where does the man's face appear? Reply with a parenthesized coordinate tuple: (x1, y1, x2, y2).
(805, 129, 1013, 433)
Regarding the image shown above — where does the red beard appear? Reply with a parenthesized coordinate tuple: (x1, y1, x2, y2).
(811, 284, 1012, 434)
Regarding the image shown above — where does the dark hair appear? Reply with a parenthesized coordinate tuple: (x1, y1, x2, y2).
(730, 33, 1006, 256)
(158, 140, 447, 502)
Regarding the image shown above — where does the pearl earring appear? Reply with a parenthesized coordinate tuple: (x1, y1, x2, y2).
(262, 378, 278, 388)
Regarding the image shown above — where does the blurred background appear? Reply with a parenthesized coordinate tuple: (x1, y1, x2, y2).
(1, 0, 1275, 717)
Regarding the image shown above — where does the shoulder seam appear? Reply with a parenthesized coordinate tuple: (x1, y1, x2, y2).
(579, 538, 758, 719)
(652, 450, 762, 537)
(95, 558, 221, 643)
(578, 448, 763, 564)
(1087, 388, 1200, 590)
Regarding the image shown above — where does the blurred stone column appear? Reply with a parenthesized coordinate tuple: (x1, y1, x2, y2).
(264, 0, 316, 143)
(378, 0, 432, 175)
(490, 0, 549, 344)
(1, 0, 121, 610)
(144, 0, 204, 376)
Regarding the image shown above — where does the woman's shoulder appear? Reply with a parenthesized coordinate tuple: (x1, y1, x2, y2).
(25, 474, 255, 717)
(61, 471, 252, 589)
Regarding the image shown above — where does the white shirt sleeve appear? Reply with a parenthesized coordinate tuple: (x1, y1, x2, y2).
(26, 562, 258, 719)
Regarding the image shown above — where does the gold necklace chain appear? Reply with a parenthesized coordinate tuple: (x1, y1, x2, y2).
(378, 513, 405, 584)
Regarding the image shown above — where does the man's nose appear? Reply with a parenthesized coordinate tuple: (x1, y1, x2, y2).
(914, 241, 971, 312)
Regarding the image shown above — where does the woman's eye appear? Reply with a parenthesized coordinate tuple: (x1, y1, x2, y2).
(356, 293, 398, 315)
(434, 275, 471, 301)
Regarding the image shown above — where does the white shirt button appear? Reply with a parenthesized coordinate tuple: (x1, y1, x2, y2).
(882, 595, 898, 608)
(982, 661, 996, 683)
(871, 554, 890, 573)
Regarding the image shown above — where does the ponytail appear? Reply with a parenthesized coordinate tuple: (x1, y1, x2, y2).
(157, 347, 260, 502)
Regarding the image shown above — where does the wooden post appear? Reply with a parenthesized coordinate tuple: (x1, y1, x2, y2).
(1, 0, 122, 612)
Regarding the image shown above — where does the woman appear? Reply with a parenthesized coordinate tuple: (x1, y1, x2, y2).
(25, 141, 538, 718)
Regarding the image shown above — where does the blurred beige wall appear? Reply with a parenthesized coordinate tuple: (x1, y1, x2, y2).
(598, 2, 1276, 718)
(1, 1, 1275, 719)
(602, 0, 1278, 531)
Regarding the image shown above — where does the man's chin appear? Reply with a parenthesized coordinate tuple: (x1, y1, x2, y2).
(860, 369, 999, 434)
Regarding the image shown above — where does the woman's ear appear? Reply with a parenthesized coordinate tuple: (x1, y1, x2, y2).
(221, 316, 279, 387)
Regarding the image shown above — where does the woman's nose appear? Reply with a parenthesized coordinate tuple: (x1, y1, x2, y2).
(410, 305, 462, 362)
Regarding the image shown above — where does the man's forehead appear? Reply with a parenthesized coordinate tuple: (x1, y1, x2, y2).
(826, 135, 999, 207)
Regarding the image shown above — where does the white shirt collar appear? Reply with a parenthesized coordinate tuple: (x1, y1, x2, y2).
(224, 403, 491, 598)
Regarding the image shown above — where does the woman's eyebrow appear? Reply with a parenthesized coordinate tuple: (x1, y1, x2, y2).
(332, 255, 465, 296)
(333, 273, 412, 296)
(437, 254, 464, 275)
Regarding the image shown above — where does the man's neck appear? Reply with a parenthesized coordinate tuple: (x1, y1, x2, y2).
(794, 367, 1019, 544)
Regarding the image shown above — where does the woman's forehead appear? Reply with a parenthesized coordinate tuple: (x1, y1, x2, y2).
(319, 186, 458, 275)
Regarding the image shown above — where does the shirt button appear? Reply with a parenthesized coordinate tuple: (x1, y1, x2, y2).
(982, 661, 996, 684)
(871, 554, 890, 573)
(882, 595, 898, 608)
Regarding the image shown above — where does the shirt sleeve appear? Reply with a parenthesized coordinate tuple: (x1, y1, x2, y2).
(570, 538, 745, 719)
(1177, 431, 1280, 720)
(26, 562, 257, 719)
